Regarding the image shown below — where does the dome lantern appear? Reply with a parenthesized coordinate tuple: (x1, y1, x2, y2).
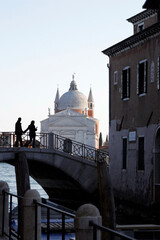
(69, 73, 78, 90)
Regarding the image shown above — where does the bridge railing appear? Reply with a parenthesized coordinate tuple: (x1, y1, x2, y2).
(52, 134, 107, 162)
(0, 132, 108, 162)
(0, 132, 15, 148)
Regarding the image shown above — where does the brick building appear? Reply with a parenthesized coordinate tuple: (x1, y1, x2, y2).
(103, 0, 160, 208)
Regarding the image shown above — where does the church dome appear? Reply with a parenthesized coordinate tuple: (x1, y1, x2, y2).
(58, 79, 88, 111)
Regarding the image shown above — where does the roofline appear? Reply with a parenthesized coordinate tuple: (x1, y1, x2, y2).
(102, 22, 160, 57)
(143, 0, 160, 10)
(127, 9, 157, 24)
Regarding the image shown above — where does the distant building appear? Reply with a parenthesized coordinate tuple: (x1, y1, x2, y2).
(103, 0, 160, 207)
(41, 75, 99, 148)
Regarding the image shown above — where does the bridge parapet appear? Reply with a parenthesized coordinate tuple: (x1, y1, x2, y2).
(0, 132, 108, 162)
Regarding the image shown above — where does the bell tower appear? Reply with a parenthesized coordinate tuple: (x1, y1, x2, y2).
(54, 88, 60, 113)
(88, 88, 94, 117)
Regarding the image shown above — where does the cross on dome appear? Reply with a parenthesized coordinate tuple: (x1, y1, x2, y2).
(72, 73, 76, 81)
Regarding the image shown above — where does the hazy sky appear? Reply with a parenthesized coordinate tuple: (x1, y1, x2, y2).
(0, 0, 145, 140)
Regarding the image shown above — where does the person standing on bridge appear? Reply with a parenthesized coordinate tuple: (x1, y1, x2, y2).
(15, 117, 23, 147)
(24, 120, 37, 148)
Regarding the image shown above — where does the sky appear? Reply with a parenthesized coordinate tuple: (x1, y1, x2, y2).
(0, 0, 145, 141)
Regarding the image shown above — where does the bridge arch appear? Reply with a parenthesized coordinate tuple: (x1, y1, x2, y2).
(0, 162, 48, 198)
(0, 148, 99, 209)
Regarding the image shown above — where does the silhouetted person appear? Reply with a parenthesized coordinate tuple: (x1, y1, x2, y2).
(15, 117, 23, 147)
(24, 120, 37, 148)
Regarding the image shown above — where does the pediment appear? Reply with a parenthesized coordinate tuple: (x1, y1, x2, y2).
(55, 108, 82, 116)
(48, 116, 87, 127)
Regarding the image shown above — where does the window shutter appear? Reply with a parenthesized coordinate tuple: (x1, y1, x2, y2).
(157, 57, 160, 90)
(114, 72, 116, 85)
(137, 64, 139, 95)
(127, 68, 130, 98)
(144, 60, 147, 93)
(121, 71, 123, 99)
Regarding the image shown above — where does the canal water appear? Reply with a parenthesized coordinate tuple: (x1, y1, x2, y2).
(0, 162, 47, 197)
(0, 162, 75, 240)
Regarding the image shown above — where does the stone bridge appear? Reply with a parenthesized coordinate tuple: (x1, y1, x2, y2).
(0, 132, 109, 210)
(0, 147, 100, 209)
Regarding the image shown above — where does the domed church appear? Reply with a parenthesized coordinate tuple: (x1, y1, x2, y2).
(41, 75, 99, 148)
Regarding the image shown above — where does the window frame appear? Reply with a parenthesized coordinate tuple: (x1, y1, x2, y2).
(137, 59, 148, 96)
(137, 22, 144, 32)
(137, 136, 145, 171)
(122, 137, 127, 170)
(114, 71, 118, 85)
(121, 66, 130, 100)
(157, 56, 160, 90)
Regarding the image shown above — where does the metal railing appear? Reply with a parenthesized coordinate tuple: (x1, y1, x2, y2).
(2, 190, 140, 240)
(0, 132, 48, 149)
(89, 221, 136, 240)
(34, 198, 75, 240)
(0, 132, 108, 162)
(2, 191, 22, 239)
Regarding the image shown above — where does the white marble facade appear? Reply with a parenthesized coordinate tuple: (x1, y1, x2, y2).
(41, 108, 98, 147)
(40, 78, 99, 148)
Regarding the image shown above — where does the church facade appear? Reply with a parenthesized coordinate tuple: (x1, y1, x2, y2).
(41, 76, 99, 148)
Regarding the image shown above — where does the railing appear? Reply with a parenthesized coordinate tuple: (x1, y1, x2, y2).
(34, 198, 75, 240)
(2, 191, 22, 239)
(1, 190, 141, 240)
(0, 132, 48, 149)
(2, 190, 75, 240)
(0, 132, 108, 162)
(89, 221, 136, 240)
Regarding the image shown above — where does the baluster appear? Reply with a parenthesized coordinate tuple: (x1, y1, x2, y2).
(47, 208, 50, 240)
(62, 213, 65, 240)
(9, 195, 12, 239)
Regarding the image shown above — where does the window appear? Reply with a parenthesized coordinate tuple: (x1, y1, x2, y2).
(137, 60, 147, 95)
(89, 103, 93, 109)
(114, 71, 118, 85)
(157, 57, 160, 90)
(138, 137, 144, 170)
(121, 67, 130, 99)
(122, 138, 127, 170)
(137, 22, 144, 32)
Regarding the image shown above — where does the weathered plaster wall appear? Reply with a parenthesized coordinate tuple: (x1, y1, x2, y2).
(109, 120, 157, 205)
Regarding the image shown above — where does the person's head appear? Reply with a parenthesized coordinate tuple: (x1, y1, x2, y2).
(31, 120, 35, 125)
(18, 117, 21, 122)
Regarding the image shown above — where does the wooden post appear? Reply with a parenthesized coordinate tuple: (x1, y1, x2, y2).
(97, 161, 115, 240)
(15, 152, 30, 239)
